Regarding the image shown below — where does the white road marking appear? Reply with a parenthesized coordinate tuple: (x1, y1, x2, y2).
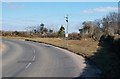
(25, 47, 36, 69)
(33, 49, 35, 54)
(25, 63, 31, 69)
(30, 46, 35, 54)
(32, 56, 36, 61)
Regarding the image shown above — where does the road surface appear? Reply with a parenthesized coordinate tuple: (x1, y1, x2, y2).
(2, 39, 101, 77)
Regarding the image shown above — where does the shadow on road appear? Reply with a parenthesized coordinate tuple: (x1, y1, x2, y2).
(75, 35, 120, 78)
(74, 59, 102, 79)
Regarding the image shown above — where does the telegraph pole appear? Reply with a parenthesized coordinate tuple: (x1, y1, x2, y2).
(65, 15, 69, 47)
(65, 15, 69, 39)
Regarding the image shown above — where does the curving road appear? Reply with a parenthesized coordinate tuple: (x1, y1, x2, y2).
(2, 39, 101, 77)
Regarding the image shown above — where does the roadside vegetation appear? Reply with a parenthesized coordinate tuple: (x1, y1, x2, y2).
(1, 12, 120, 77)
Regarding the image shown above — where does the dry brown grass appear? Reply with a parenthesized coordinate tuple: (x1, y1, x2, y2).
(25, 37, 99, 57)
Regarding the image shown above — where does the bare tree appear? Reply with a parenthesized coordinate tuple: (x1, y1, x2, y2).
(102, 12, 119, 35)
(81, 21, 95, 37)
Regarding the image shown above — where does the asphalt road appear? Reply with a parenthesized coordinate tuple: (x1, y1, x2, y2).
(2, 39, 101, 77)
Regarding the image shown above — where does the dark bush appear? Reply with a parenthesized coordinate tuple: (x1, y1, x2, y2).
(12, 31, 19, 36)
(99, 34, 120, 57)
(99, 34, 114, 46)
(113, 38, 120, 57)
(96, 34, 120, 77)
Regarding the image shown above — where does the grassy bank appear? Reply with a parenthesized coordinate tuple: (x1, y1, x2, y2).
(28, 38, 99, 57)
